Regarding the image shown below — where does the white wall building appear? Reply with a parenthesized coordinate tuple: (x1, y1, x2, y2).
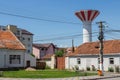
(65, 40, 120, 71)
(0, 25, 36, 68)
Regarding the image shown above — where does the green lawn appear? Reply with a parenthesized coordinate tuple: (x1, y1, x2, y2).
(2, 70, 97, 78)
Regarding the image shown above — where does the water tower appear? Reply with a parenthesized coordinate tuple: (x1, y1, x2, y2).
(75, 10, 100, 43)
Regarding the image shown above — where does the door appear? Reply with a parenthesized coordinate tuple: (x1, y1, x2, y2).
(26, 60, 30, 67)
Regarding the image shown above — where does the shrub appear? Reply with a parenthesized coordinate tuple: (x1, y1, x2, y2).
(91, 65, 96, 71)
(30, 53, 35, 57)
(115, 66, 119, 73)
(74, 65, 79, 71)
(86, 66, 90, 71)
(108, 67, 114, 72)
(55, 50, 64, 57)
(45, 65, 51, 69)
(0, 71, 3, 77)
(83, 72, 87, 76)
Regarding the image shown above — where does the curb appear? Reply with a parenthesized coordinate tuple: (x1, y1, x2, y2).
(83, 75, 120, 80)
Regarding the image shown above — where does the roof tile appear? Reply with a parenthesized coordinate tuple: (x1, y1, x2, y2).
(0, 30, 26, 50)
(67, 40, 120, 56)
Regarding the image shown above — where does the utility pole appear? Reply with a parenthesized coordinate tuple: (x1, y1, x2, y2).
(97, 21, 105, 76)
(72, 39, 75, 52)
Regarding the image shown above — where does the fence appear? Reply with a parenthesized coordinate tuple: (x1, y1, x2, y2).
(56, 57, 65, 70)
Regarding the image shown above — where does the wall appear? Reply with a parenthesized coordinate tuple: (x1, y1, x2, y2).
(21, 34, 33, 54)
(0, 49, 25, 68)
(25, 53, 36, 67)
(45, 60, 51, 68)
(0, 49, 6, 68)
(103, 55, 120, 71)
(46, 45, 54, 54)
(66, 54, 120, 71)
(7, 50, 25, 68)
(33, 47, 40, 59)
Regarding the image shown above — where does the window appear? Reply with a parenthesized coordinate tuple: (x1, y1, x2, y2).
(17, 30, 20, 35)
(28, 38, 30, 41)
(109, 58, 114, 64)
(41, 48, 44, 51)
(28, 50, 30, 53)
(22, 37, 25, 40)
(98, 58, 100, 64)
(3, 28, 6, 31)
(9, 55, 21, 64)
(77, 58, 81, 64)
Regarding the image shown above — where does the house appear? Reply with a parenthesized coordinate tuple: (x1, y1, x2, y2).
(65, 40, 120, 71)
(0, 30, 25, 68)
(33, 43, 57, 59)
(33, 43, 57, 69)
(0, 25, 36, 68)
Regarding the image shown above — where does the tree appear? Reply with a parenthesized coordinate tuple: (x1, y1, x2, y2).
(55, 49, 64, 57)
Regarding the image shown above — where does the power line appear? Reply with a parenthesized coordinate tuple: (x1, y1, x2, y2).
(33, 29, 120, 42)
(34, 31, 99, 42)
(0, 11, 80, 24)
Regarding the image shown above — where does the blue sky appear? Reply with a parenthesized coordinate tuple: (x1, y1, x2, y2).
(0, 0, 120, 47)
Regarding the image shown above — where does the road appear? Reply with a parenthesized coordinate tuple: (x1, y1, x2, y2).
(99, 77, 120, 80)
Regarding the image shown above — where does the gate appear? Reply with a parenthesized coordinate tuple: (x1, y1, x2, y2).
(56, 57, 65, 70)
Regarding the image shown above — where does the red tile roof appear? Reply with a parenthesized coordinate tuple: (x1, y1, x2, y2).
(67, 40, 120, 56)
(0, 30, 26, 50)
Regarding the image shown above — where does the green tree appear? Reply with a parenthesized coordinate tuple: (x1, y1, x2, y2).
(55, 49, 64, 57)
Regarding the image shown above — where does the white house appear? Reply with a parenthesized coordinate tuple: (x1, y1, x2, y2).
(0, 29, 36, 68)
(65, 40, 120, 71)
(0, 30, 25, 68)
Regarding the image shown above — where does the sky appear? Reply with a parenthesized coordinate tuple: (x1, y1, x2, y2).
(0, 0, 120, 47)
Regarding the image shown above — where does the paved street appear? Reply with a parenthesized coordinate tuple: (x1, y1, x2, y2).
(99, 77, 120, 80)
(1, 76, 120, 80)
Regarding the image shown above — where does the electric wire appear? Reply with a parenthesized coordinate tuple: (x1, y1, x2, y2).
(34, 29, 120, 42)
(34, 31, 99, 42)
(0, 11, 80, 24)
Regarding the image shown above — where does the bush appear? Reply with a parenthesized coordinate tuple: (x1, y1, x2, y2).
(74, 65, 79, 71)
(115, 66, 119, 73)
(108, 67, 114, 72)
(86, 66, 90, 71)
(91, 65, 96, 71)
(0, 71, 3, 77)
(55, 49, 65, 57)
(45, 65, 51, 69)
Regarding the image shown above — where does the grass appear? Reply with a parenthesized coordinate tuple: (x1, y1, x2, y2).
(2, 70, 97, 78)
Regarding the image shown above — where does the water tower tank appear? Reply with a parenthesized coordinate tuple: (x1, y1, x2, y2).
(75, 10, 100, 43)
